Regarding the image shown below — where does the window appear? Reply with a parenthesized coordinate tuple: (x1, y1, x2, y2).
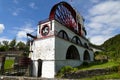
(84, 43, 89, 49)
(66, 45, 80, 60)
(71, 36, 82, 46)
(84, 50, 90, 61)
(57, 30, 69, 40)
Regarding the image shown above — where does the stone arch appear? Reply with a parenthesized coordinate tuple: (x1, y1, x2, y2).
(66, 45, 80, 60)
(83, 50, 90, 61)
(71, 36, 82, 46)
(57, 30, 69, 40)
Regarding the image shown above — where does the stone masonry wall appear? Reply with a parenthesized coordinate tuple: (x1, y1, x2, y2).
(63, 68, 118, 79)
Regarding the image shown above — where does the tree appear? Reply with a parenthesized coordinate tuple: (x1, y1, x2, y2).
(0, 46, 6, 51)
(2, 41, 9, 46)
(9, 38, 16, 50)
(16, 41, 26, 50)
(3, 41, 9, 51)
(0, 42, 2, 46)
(0, 41, 9, 51)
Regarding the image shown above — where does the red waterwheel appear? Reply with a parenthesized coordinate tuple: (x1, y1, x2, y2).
(49, 1, 77, 30)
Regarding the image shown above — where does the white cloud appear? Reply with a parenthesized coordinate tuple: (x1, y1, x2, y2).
(0, 37, 26, 44)
(0, 24, 5, 33)
(17, 31, 26, 39)
(0, 37, 11, 42)
(13, 0, 18, 4)
(1, 23, 35, 43)
(29, 2, 37, 9)
(90, 0, 100, 3)
(12, 8, 24, 16)
(89, 1, 120, 16)
(86, 0, 120, 45)
(16, 22, 35, 39)
(13, 12, 18, 16)
(90, 35, 112, 45)
(87, 22, 103, 30)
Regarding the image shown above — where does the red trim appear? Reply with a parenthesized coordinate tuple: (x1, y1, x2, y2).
(34, 35, 55, 40)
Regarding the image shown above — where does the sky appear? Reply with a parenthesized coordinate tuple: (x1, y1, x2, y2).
(0, 0, 120, 45)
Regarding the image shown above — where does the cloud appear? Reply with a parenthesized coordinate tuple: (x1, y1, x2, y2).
(0, 22, 35, 43)
(13, 0, 18, 4)
(12, 8, 24, 16)
(90, 35, 112, 45)
(16, 22, 35, 39)
(17, 31, 26, 39)
(89, 0, 100, 3)
(0, 37, 25, 44)
(13, 12, 18, 16)
(0, 24, 5, 33)
(0, 37, 11, 42)
(89, 1, 120, 16)
(29, 2, 37, 9)
(86, 0, 120, 45)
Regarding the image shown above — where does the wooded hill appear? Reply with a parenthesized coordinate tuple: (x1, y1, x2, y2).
(101, 34, 120, 52)
(94, 34, 120, 60)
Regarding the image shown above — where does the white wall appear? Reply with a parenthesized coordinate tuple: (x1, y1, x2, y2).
(30, 37, 55, 77)
(54, 20, 94, 73)
(31, 37, 55, 60)
(32, 60, 38, 77)
(42, 60, 55, 78)
(55, 36, 94, 72)
(30, 20, 94, 78)
(89, 50, 94, 61)
(54, 20, 89, 46)
(55, 60, 82, 73)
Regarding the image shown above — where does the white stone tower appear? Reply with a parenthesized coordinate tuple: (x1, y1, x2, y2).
(28, 1, 94, 78)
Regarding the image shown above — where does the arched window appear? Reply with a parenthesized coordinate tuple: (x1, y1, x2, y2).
(71, 36, 82, 46)
(57, 30, 69, 40)
(84, 43, 89, 49)
(66, 45, 80, 60)
(84, 50, 90, 61)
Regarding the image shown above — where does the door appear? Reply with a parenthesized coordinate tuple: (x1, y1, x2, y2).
(38, 59, 42, 77)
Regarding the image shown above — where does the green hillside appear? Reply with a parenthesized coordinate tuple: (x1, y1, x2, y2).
(99, 34, 120, 60)
(101, 34, 120, 52)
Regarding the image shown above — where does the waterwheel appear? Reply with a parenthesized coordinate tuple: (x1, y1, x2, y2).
(49, 1, 77, 31)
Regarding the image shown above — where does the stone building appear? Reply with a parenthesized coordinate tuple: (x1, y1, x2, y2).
(28, 1, 94, 78)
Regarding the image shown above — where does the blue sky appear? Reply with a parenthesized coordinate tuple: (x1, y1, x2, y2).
(0, 0, 120, 45)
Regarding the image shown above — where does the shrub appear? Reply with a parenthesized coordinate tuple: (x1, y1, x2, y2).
(118, 65, 120, 74)
(56, 66, 74, 78)
(60, 66, 73, 73)
(110, 66, 118, 72)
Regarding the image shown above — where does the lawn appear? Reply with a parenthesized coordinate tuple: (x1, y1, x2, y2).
(82, 73, 120, 80)
(78, 61, 120, 79)
(4, 59, 14, 70)
(78, 61, 119, 71)
(56, 61, 120, 78)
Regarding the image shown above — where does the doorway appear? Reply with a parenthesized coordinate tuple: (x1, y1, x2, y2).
(38, 59, 42, 77)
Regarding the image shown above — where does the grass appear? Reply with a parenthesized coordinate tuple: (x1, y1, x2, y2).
(82, 72, 120, 80)
(56, 61, 120, 78)
(78, 61, 119, 71)
(4, 59, 14, 70)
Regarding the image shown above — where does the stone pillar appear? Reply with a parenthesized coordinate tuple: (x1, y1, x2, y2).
(0, 56, 5, 74)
